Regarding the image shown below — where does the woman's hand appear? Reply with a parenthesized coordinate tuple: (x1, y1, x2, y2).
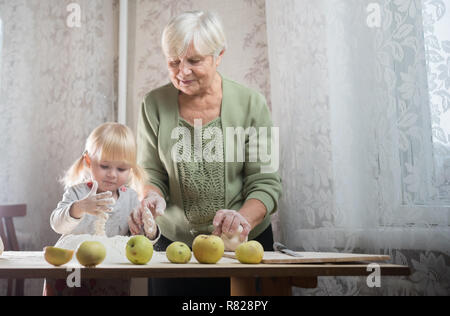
(128, 205, 158, 239)
(212, 210, 251, 242)
(212, 200, 268, 242)
(128, 190, 165, 240)
(70, 181, 115, 219)
(142, 190, 166, 217)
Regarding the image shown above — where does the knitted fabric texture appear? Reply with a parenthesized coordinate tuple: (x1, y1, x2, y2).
(176, 117, 225, 226)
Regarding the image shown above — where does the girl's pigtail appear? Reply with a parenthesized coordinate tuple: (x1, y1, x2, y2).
(129, 165, 149, 200)
(60, 154, 89, 189)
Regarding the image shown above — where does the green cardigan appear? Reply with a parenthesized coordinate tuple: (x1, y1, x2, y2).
(137, 75, 282, 246)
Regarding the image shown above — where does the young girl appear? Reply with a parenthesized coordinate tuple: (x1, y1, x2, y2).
(44, 122, 159, 296)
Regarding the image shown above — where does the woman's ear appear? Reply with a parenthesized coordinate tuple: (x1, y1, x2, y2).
(215, 49, 225, 67)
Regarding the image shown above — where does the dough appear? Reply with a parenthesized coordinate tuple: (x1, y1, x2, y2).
(0, 237, 4, 256)
(221, 226, 248, 251)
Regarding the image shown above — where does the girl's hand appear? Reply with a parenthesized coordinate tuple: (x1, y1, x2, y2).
(70, 181, 115, 219)
(128, 205, 158, 240)
(212, 209, 251, 242)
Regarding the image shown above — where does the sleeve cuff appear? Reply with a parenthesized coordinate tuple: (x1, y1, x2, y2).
(66, 203, 84, 221)
(60, 203, 83, 231)
(149, 181, 169, 201)
(246, 191, 276, 216)
(147, 224, 161, 245)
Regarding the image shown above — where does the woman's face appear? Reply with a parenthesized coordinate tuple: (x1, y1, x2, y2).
(166, 42, 224, 97)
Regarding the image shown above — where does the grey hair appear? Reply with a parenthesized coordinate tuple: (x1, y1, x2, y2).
(162, 11, 227, 58)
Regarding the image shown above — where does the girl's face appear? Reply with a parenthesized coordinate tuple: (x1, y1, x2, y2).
(88, 157, 131, 193)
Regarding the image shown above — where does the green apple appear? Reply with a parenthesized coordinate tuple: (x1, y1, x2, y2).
(126, 235, 154, 265)
(166, 241, 192, 264)
(76, 241, 106, 267)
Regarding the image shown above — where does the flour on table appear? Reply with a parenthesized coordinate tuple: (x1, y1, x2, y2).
(55, 234, 130, 264)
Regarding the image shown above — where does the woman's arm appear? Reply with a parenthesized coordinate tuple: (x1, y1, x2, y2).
(137, 97, 170, 200)
(143, 184, 164, 199)
(238, 199, 267, 230)
(213, 93, 282, 240)
(241, 94, 282, 221)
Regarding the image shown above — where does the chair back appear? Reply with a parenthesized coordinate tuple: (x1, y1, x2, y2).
(0, 204, 27, 296)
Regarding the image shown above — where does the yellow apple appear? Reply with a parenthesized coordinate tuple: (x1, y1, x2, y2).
(166, 241, 192, 264)
(44, 246, 74, 266)
(192, 235, 224, 264)
(76, 241, 106, 267)
(235, 240, 264, 264)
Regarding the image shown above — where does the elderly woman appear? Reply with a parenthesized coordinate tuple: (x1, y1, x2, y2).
(130, 10, 282, 296)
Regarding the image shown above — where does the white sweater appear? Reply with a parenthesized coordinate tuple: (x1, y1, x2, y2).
(50, 183, 139, 238)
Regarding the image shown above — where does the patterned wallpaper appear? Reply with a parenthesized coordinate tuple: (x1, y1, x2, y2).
(0, 0, 117, 295)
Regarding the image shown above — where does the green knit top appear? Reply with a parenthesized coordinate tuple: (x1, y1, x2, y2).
(137, 74, 283, 246)
(177, 117, 225, 235)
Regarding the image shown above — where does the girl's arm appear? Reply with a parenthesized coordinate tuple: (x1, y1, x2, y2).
(51, 182, 114, 235)
(50, 187, 84, 235)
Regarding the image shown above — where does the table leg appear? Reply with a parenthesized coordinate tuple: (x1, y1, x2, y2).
(291, 277, 318, 289)
(230, 276, 319, 296)
(230, 277, 292, 296)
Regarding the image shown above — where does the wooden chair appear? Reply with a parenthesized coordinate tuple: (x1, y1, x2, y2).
(0, 204, 26, 296)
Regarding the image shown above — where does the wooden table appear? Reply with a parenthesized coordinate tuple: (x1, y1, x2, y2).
(0, 251, 410, 296)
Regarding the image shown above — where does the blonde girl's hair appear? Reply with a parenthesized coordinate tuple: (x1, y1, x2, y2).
(61, 122, 148, 197)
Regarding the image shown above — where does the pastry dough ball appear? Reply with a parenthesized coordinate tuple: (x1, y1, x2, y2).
(221, 226, 248, 251)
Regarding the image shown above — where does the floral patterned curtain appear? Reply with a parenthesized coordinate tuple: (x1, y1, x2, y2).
(267, 0, 450, 295)
(423, 0, 450, 203)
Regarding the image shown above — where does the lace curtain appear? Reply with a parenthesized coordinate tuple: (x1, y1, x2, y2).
(0, 0, 117, 295)
(424, 0, 450, 203)
(267, 0, 450, 295)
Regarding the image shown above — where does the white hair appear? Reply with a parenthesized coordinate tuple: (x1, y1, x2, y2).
(162, 11, 227, 58)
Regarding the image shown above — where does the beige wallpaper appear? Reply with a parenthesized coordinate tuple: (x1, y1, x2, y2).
(126, 0, 271, 134)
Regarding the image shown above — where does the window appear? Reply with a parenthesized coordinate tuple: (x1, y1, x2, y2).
(423, 0, 450, 204)
(376, 0, 450, 226)
(394, 0, 450, 208)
